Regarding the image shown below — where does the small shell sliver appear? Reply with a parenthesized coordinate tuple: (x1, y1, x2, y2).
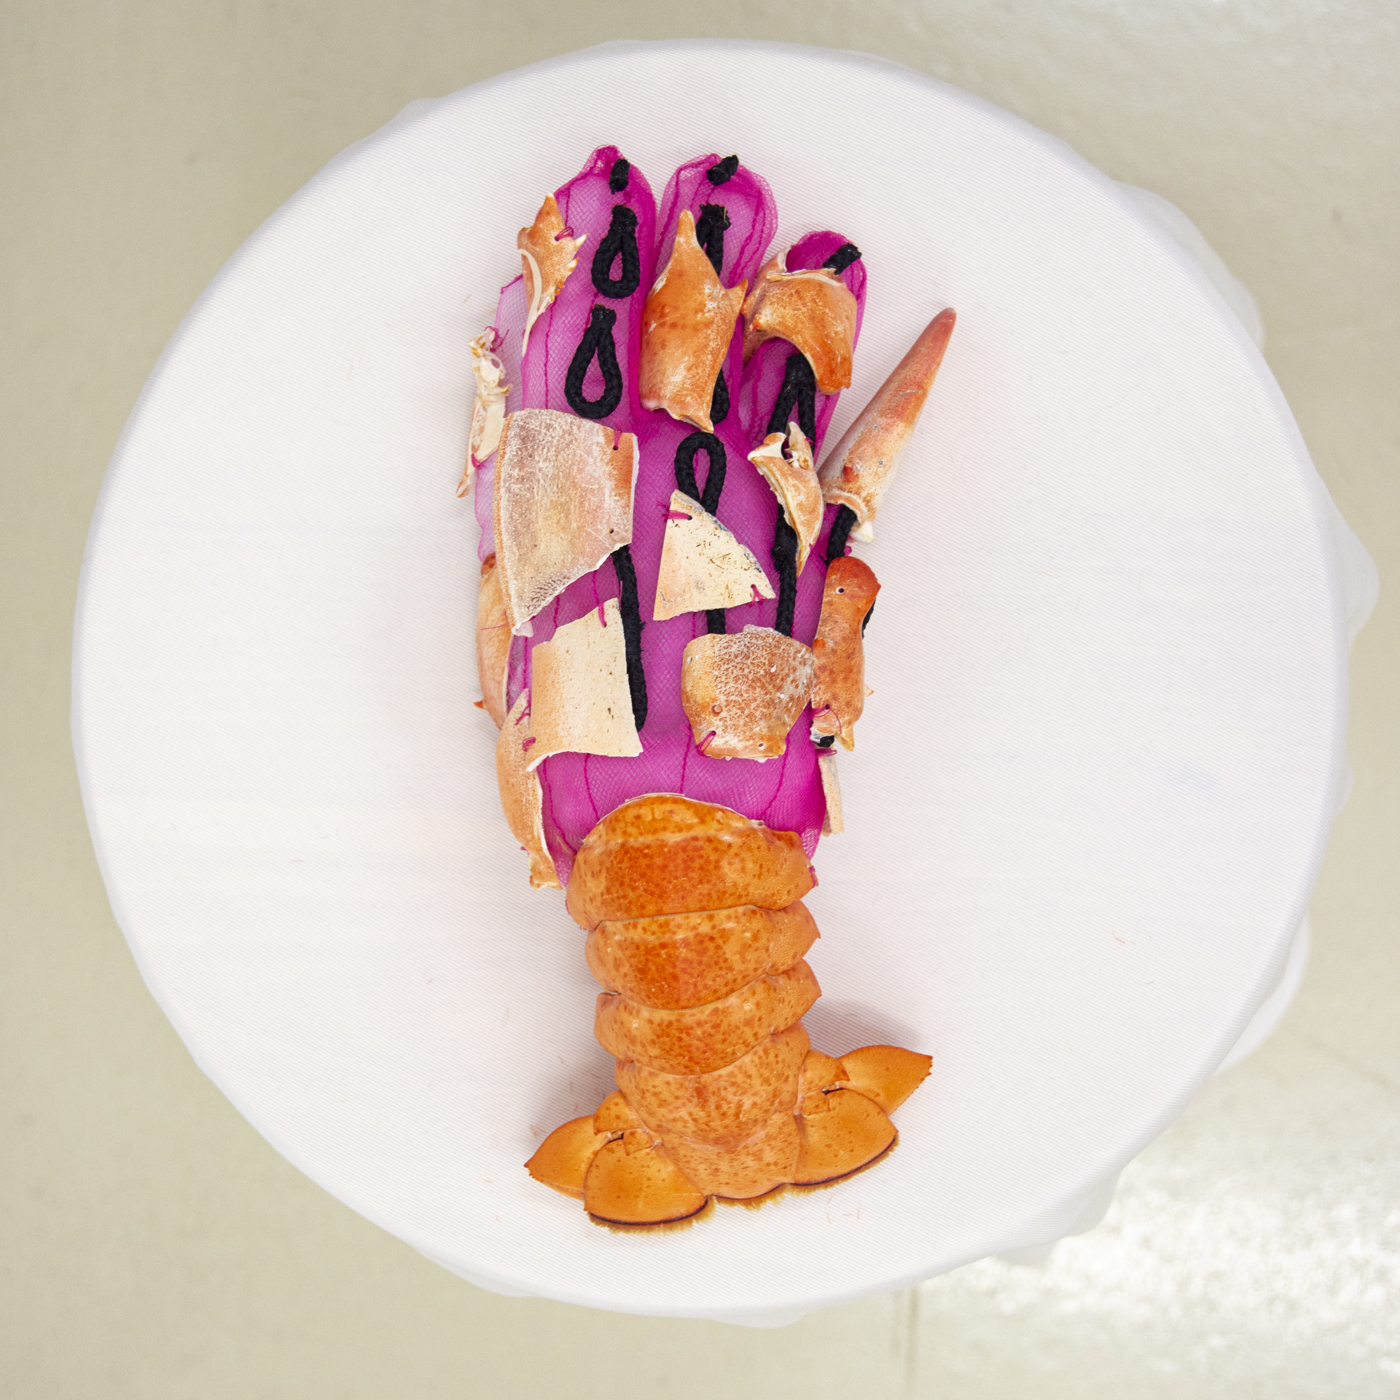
(475, 554, 510, 727)
(494, 689, 561, 889)
(747, 423, 823, 576)
(519, 192, 585, 352)
(681, 625, 815, 762)
(457, 331, 510, 497)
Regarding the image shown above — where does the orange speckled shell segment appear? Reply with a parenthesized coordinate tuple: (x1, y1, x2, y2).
(586, 901, 819, 1010)
(565, 793, 814, 929)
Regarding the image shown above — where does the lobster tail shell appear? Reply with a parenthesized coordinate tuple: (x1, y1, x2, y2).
(529, 794, 931, 1221)
(565, 793, 813, 928)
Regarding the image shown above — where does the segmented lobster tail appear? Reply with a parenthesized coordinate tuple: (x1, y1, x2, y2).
(527, 794, 932, 1226)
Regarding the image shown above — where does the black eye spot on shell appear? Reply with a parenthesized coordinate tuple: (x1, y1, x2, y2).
(591, 205, 641, 298)
(706, 155, 739, 185)
(695, 203, 731, 278)
(565, 305, 624, 420)
(823, 242, 862, 275)
(608, 158, 630, 193)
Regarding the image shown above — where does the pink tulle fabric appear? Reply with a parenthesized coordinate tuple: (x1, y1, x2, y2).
(472, 149, 868, 884)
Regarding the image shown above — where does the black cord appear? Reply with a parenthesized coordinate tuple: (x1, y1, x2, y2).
(825, 505, 857, 565)
(564, 306, 624, 420)
(610, 545, 647, 730)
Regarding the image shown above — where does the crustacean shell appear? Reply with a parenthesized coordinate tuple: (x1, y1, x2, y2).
(518, 193, 585, 352)
(494, 690, 561, 890)
(741, 249, 858, 393)
(653, 490, 775, 620)
(818, 307, 956, 541)
(566, 794, 814, 929)
(595, 959, 821, 1076)
(817, 749, 843, 834)
(639, 209, 747, 432)
(680, 625, 815, 762)
(810, 556, 880, 752)
(492, 408, 637, 635)
(586, 902, 819, 1011)
(526, 794, 932, 1218)
(747, 421, 823, 576)
(457, 331, 510, 497)
(526, 597, 642, 767)
(475, 554, 510, 728)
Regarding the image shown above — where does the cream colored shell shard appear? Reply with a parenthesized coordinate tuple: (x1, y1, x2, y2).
(495, 690, 561, 889)
(527, 598, 642, 769)
(518, 193, 585, 353)
(653, 490, 775, 621)
(818, 307, 956, 542)
(475, 554, 510, 728)
(492, 409, 637, 635)
(747, 423, 823, 576)
(457, 332, 510, 497)
(817, 749, 844, 835)
(680, 625, 815, 762)
(741, 250, 857, 394)
(639, 210, 747, 433)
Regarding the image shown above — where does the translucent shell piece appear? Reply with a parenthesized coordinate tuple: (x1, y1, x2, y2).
(741, 249, 858, 394)
(680, 625, 815, 762)
(475, 554, 510, 728)
(457, 332, 510, 497)
(639, 209, 747, 432)
(526, 598, 643, 768)
(494, 690, 561, 889)
(492, 409, 637, 634)
(653, 490, 775, 620)
(818, 308, 956, 541)
(518, 193, 585, 352)
(810, 557, 880, 752)
(747, 422, 823, 576)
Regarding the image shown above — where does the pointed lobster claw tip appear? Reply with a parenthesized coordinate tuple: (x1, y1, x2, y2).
(817, 307, 956, 541)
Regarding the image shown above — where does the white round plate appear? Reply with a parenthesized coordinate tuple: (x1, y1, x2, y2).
(74, 41, 1346, 1325)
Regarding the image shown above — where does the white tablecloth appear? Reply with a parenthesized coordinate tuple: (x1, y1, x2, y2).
(73, 41, 1373, 1325)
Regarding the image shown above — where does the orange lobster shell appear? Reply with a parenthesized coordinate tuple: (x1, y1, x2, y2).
(526, 795, 931, 1226)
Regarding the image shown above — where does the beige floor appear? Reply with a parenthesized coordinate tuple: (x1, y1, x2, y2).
(4, 2, 1397, 1395)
